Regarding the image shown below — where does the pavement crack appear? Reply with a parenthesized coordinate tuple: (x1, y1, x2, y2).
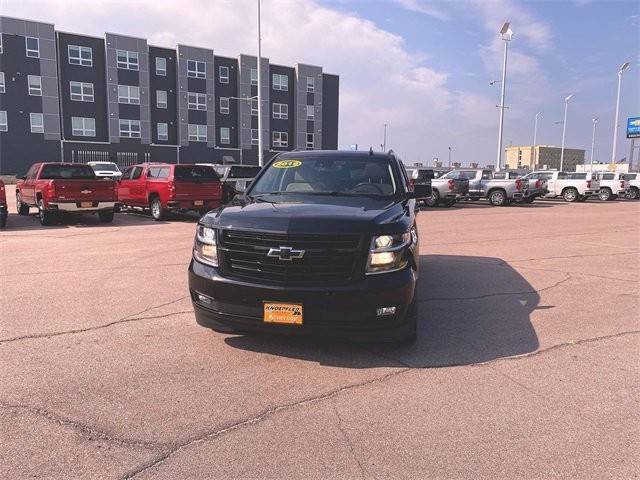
(0, 296, 191, 344)
(419, 274, 571, 303)
(0, 400, 172, 452)
(332, 400, 367, 479)
(121, 367, 410, 479)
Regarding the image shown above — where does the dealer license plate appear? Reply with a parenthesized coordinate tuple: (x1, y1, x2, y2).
(194, 200, 204, 206)
(263, 303, 303, 325)
(80, 202, 93, 208)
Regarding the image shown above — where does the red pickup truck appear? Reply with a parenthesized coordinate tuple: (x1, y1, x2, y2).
(117, 163, 222, 220)
(15, 163, 117, 226)
(0, 180, 7, 228)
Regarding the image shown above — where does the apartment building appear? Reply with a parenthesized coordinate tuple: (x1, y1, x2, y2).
(0, 16, 340, 175)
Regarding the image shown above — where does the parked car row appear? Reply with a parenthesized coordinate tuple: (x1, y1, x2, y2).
(405, 166, 640, 208)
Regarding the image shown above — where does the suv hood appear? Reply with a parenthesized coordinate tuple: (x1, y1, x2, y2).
(201, 195, 411, 235)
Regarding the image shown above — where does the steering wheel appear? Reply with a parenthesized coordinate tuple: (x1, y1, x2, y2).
(349, 182, 385, 194)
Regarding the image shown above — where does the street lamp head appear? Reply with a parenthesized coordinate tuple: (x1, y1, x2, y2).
(499, 22, 513, 40)
(619, 61, 630, 73)
(592, 117, 598, 123)
(565, 93, 574, 103)
(536, 111, 543, 118)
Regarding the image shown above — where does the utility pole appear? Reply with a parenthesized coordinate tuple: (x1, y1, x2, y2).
(610, 62, 630, 164)
(559, 94, 574, 172)
(256, 0, 264, 166)
(495, 22, 512, 171)
(590, 117, 598, 171)
(448, 146, 452, 168)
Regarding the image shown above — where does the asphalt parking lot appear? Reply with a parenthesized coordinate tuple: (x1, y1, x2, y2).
(1, 186, 638, 479)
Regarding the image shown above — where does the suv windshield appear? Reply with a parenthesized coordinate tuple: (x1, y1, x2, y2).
(91, 163, 119, 172)
(174, 165, 220, 181)
(40, 164, 96, 179)
(228, 166, 261, 179)
(250, 156, 398, 197)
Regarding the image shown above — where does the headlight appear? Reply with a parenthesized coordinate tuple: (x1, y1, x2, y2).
(193, 225, 218, 267)
(366, 232, 412, 274)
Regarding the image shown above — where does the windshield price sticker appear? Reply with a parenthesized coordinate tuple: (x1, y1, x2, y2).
(273, 160, 302, 169)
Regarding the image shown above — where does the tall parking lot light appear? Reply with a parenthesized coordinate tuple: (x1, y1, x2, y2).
(560, 94, 574, 172)
(533, 112, 542, 147)
(495, 22, 512, 172)
(257, 0, 264, 167)
(590, 117, 598, 169)
(610, 62, 630, 164)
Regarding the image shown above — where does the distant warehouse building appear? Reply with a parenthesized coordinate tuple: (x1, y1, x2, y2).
(0, 16, 340, 175)
(505, 145, 585, 171)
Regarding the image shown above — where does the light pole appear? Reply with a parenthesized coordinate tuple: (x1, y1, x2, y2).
(610, 61, 630, 164)
(590, 117, 598, 169)
(533, 112, 542, 147)
(495, 22, 512, 172)
(382, 124, 388, 152)
(559, 94, 574, 172)
(256, 0, 264, 166)
(448, 146, 452, 168)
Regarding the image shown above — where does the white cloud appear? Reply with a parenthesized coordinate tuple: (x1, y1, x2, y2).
(393, 0, 450, 21)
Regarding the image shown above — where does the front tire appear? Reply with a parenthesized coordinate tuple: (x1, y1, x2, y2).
(627, 187, 639, 200)
(598, 188, 612, 201)
(37, 199, 56, 226)
(16, 193, 30, 215)
(563, 188, 579, 202)
(98, 210, 114, 223)
(149, 197, 166, 221)
(488, 189, 507, 206)
(424, 189, 439, 207)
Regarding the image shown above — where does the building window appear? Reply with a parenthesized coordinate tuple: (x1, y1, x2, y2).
(28, 75, 42, 96)
(250, 68, 258, 86)
(72, 117, 96, 137)
(306, 133, 314, 149)
(117, 50, 139, 70)
(118, 85, 140, 104)
(156, 57, 167, 76)
(272, 131, 288, 148)
(0, 72, 5, 93)
(187, 92, 207, 110)
(273, 103, 288, 120)
(157, 122, 168, 141)
(70, 81, 94, 102)
(0, 111, 7, 131)
(251, 128, 259, 145)
(187, 60, 206, 78)
(219, 97, 230, 114)
(306, 105, 315, 120)
(156, 90, 167, 109)
(220, 127, 230, 145)
(68, 45, 92, 66)
(307, 77, 315, 93)
(119, 119, 141, 138)
(272, 74, 288, 91)
(30, 113, 44, 133)
(251, 98, 258, 116)
(219, 66, 229, 84)
(188, 124, 207, 142)
(26, 37, 40, 58)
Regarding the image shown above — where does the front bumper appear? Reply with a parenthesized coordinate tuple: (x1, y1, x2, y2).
(188, 259, 417, 341)
(48, 201, 115, 212)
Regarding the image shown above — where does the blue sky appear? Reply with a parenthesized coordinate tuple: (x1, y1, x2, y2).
(2, 0, 638, 165)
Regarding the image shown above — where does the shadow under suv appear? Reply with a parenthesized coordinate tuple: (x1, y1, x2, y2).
(188, 150, 428, 343)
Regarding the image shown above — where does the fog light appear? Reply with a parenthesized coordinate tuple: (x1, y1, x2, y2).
(376, 306, 396, 317)
(197, 293, 212, 305)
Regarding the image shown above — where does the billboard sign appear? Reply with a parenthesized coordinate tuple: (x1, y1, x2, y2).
(627, 117, 640, 138)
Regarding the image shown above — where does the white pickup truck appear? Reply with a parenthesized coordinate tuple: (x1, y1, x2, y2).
(597, 172, 630, 201)
(622, 173, 639, 200)
(521, 170, 600, 202)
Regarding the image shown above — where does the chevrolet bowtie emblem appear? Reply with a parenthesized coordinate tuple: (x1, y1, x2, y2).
(81, 190, 92, 194)
(267, 246, 305, 261)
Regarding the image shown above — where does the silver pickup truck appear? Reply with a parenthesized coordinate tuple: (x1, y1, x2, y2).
(494, 171, 547, 203)
(598, 172, 630, 201)
(622, 173, 639, 200)
(442, 169, 527, 206)
(423, 174, 469, 207)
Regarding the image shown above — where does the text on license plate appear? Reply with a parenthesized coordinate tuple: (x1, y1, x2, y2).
(194, 200, 204, 206)
(80, 202, 93, 208)
(263, 303, 303, 325)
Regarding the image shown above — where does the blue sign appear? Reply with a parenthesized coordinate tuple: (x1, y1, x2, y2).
(628, 117, 640, 139)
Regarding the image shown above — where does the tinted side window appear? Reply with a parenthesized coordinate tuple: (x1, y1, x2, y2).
(602, 173, 614, 180)
(26, 165, 39, 179)
(120, 167, 133, 180)
(131, 167, 143, 180)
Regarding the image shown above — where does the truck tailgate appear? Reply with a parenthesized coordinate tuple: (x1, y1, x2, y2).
(54, 179, 116, 201)
(174, 180, 222, 200)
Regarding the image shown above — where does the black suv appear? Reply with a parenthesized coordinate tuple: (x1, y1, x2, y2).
(188, 150, 428, 343)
